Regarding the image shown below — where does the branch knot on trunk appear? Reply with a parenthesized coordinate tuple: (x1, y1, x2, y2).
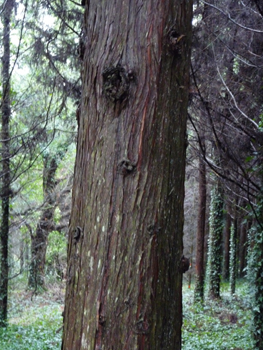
(178, 255, 190, 273)
(102, 65, 131, 103)
(167, 27, 185, 56)
(117, 158, 136, 176)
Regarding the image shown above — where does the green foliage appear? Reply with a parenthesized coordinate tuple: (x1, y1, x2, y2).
(182, 281, 254, 350)
(0, 0, 80, 327)
(0, 294, 63, 350)
(46, 231, 67, 279)
(47, 231, 66, 257)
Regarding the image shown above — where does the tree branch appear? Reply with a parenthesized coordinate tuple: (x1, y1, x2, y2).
(202, 0, 263, 33)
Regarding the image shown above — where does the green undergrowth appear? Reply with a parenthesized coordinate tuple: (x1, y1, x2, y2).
(0, 283, 64, 350)
(0, 279, 253, 349)
(182, 280, 254, 350)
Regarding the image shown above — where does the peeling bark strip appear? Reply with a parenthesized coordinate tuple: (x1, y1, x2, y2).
(62, 1, 192, 349)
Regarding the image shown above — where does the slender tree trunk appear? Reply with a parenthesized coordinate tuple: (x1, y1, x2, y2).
(28, 155, 58, 289)
(0, 0, 14, 326)
(194, 153, 206, 303)
(207, 183, 224, 299)
(239, 221, 247, 277)
(20, 239, 24, 271)
(230, 220, 237, 295)
(223, 209, 231, 280)
(62, 1, 192, 349)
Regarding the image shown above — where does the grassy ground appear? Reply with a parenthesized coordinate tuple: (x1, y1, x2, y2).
(182, 280, 254, 350)
(0, 283, 64, 350)
(0, 279, 253, 349)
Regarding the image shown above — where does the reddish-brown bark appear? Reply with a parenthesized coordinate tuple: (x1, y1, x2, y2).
(62, 1, 192, 349)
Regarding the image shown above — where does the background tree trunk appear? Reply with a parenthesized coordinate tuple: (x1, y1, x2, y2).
(0, 0, 14, 326)
(62, 1, 192, 349)
(223, 209, 231, 281)
(207, 183, 224, 299)
(247, 198, 263, 349)
(28, 155, 58, 289)
(230, 219, 237, 295)
(239, 221, 248, 277)
(194, 151, 206, 303)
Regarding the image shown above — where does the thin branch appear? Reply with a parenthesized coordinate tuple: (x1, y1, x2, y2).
(0, 0, 8, 14)
(46, 0, 81, 37)
(202, 0, 263, 33)
(215, 66, 259, 129)
(252, 0, 263, 17)
(69, 0, 83, 6)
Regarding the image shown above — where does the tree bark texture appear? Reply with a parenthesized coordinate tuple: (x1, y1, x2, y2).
(62, 1, 192, 349)
(0, 0, 14, 326)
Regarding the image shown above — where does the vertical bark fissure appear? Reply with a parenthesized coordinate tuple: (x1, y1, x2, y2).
(95, 123, 124, 349)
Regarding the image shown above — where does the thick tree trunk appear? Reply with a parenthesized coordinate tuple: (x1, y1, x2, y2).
(0, 0, 14, 326)
(28, 155, 58, 289)
(62, 1, 192, 349)
(194, 153, 206, 303)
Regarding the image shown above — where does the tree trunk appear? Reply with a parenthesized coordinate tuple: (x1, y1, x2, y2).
(28, 155, 58, 289)
(194, 152, 206, 303)
(62, 1, 192, 349)
(0, 0, 14, 326)
(247, 200, 263, 349)
(207, 184, 223, 299)
(223, 209, 231, 281)
(230, 219, 237, 295)
(239, 221, 247, 277)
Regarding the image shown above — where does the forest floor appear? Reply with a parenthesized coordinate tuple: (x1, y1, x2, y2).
(0, 280, 64, 350)
(182, 278, 254, 350)
(0, 278, 253, 350)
